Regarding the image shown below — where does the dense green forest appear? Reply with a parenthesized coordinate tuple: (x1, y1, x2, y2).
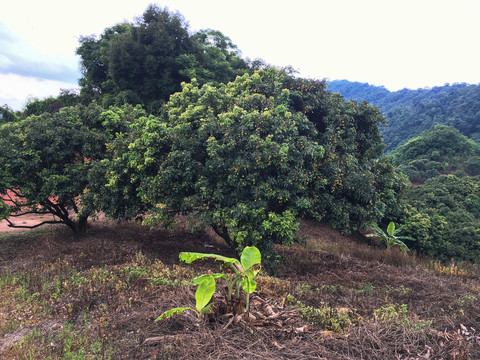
(329, 80, 480, 263)
(328, 80, 480, 151)
(389, 125, 480, 182)
(384, 126, 480, 261)
(1, 4, 480, 266)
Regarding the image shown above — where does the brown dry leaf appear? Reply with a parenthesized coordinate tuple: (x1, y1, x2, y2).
(266, 312, 281, 320)
(251, 321, 266, 327)
(423, 345, 432, 359)
(271, 340, 284, 350)
(321, 330, 335, 336)
(450, 348, 460, 359)
(247, 313, 257, 323)
(221, 312, 233, 320)
(143, 335, 184, 346)
(264, 304, 275, 316)
(295, 326, 305, 333)
(284, 317, 297, 324)
(250, 299, 262, 308)
(233, 314, 242, 325)
(251, 310, 265, 320)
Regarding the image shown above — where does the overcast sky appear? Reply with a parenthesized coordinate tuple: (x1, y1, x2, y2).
(1, 0, 479, 110)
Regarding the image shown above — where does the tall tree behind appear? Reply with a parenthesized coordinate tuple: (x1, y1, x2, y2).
(77, 5, 249, 113)
(107, 6, 194, 112)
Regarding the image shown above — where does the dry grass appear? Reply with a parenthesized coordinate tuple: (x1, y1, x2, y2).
(0, 219, 478, 359)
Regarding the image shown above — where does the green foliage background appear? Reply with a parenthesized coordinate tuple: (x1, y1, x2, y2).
(385, 125, 480, 262)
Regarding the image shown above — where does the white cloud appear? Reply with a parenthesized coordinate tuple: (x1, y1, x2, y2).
(0, 74, 78, 111)
(0, 22, 79, 83)
(0, 54, 13, 69)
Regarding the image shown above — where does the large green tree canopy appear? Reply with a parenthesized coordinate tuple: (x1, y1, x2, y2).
(0, 104, 108, 234)
(96, 69, 402, 262)
(22, 89, 81, 117)
(0, 105, 18, 124)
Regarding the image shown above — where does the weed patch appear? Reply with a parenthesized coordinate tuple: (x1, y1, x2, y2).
(286, 295, 357, 333)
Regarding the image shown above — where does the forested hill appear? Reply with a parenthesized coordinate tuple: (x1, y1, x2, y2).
(328, 80, 480, 151)
(388, 125, 480, 182)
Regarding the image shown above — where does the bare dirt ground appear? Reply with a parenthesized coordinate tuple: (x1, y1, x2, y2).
(0, 219, 479, 359)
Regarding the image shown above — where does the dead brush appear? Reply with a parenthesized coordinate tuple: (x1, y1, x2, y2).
(431, 260, 468, 276)
(305, 235, 419, 268)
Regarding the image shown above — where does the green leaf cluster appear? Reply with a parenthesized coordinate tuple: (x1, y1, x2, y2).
(366, 222, 412, 253)
(399, 175, 480, 262)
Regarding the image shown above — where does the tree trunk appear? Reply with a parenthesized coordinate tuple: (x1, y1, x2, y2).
(61, 213, 88, 235)
(211, 222, 233, 247)
(73, 215, 88, 235)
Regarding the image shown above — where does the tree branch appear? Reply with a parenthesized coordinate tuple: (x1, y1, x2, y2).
(6, 188, 26, 199)
(5, 218, 64, 229)
(211, 222, 232, 246)
(43, 199, 70, 219)
(8, 210, 50, 217)
(72, 201, 79, 214)
(0, 191, 32, 208)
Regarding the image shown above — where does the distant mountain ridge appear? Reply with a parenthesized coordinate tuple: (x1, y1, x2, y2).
(327, 80, 480, 151)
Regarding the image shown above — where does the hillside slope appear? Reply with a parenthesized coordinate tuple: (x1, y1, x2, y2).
(0, 221, 479, 359)
(388, 125, 480, 181)
(385, 126, 480, 263)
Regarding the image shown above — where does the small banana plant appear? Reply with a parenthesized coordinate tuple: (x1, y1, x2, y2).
(366, 222, 414, 254)
(155, 246, 261, 322)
